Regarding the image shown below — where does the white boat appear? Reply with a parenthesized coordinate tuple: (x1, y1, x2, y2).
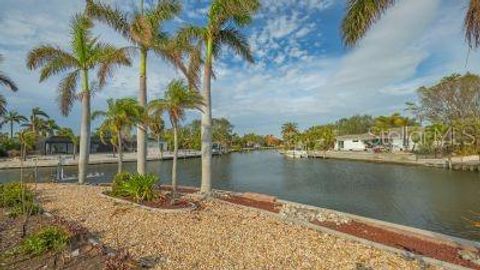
(282, 150, 308, 159)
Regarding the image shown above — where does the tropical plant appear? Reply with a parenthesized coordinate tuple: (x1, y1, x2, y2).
(179, 0, 260, 194)
(22, 107, 49, 135)
(43, 119, 60, 137)
(17, 129, 36, 161)
(111, 171, 132, 197)
(93, 98, 144, 173)
(117, 174, 158, 203)
(86, 0, 186, 176)
(341, 0, 480, 50)
(148, 79, 203, 196)
(57, 127, 79, 159)
(0, 182, 41, 218)
(3, 110, 27, 139)
(26, 14, 131, 184)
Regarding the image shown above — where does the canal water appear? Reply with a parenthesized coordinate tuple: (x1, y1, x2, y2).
(1, 150, 480, 241)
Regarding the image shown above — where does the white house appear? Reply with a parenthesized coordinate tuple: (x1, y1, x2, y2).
(334, 133, 376, 151)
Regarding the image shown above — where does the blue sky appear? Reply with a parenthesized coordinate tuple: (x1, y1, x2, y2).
(0, 0, 477, 136)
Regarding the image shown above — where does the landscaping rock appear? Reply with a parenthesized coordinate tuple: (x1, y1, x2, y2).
(243, 192, 277, 203)
(36, 184, 435, 270)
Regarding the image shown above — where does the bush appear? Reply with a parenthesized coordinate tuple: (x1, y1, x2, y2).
(0, 182, 41, 217)
(111, 172, 132, 197)
(114, 174, 158, 203)
(21, 226, 69, 255)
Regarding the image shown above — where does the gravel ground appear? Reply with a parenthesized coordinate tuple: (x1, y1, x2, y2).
(36, 184, 436, 270)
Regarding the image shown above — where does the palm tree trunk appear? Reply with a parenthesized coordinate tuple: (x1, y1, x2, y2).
(137, 48, 147, 175)
(78, 69, 91, 184)
(200, 38, 213, 194)
(172, 121, 178, 196)
(10, 121, 13, 139)
(117, 130, 123, 173)
(73, 143, 76, 160)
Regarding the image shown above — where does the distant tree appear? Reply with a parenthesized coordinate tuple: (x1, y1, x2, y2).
(413, 73, 480, 125)
(281, 122, 299, 149)
(3, 110, 27, 139)
(213, 118, 234, 150)
(17, 129, 36, 161)
(302, 125, 335, 151)
(147, 109, 166, 158)
(335, 114, 374, 135)
(23, 107, 49, 135)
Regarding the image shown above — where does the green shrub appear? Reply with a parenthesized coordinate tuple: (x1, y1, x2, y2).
(0, 182, 41, 217)
(21, 226, 69, 255)
(111, 172, 132, 197)
(117, 174, 158, 203)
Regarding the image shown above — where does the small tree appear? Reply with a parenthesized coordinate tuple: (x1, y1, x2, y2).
(148, 80, 203, 197)
(93, 98, 144, 173)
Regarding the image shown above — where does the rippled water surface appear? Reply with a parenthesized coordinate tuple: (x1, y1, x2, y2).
(1, 150, 479, 241)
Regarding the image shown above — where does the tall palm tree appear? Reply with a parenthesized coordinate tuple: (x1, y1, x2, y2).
(342, 0, 480, 50)
(27, 15, 131, 184)
(93, 98, 144, 173)
(0, 54, 18, 92)
(3, 110, 27, 139)
(86, 0, 184, 176)
(148, 80, 203, 196)
(179, 0, 260, 194)
(58, 127, 79, 159)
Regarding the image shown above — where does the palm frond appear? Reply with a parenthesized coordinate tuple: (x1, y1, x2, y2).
(26, 45, 79, 71)
(147, 0, 182, 26)
(90, 45, 132, 88)
(0, 94, 7, 116)
(57, 71, 79, 116)
(218, 28, 254, 63)
(341, 0, 396, 47)
(0, 72, 18, 91)
(86, 0, 130, 38)
(71, 14, 95, 62)
(465, 0, 480, 49)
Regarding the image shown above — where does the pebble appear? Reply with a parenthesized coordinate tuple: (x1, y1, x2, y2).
(35, 184, 437, 270)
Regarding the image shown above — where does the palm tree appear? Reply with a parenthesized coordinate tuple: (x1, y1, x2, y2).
(25, 107, 49, 135)
(43, 119, 60, 137)
(17, 129, 36, 161)
(179, 0, 260, 194)
(148, 80, 203, 197)
(57, 127, 79, 160)
(93, 98, 144, 173)
(0, 54, 18, 92)
(86, 0, 184, 176)
(342, 0, 480, 50)
(3, 110, 27, 139)
(27, 15, 131, 184)
(147, 109, 166, 159)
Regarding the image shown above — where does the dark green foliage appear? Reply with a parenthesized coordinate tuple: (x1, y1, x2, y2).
(21, 226, 69, 255)
(111, 172, 132, 197)
(0, 182, 41, 217)
(111, 173, 158, 203)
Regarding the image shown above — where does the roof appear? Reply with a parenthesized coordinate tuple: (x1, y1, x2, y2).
(42, 136, 73, 143)
(336, 133, 376, 141)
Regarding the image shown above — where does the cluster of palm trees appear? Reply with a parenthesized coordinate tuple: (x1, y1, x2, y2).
(24, 0, 260, 194)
